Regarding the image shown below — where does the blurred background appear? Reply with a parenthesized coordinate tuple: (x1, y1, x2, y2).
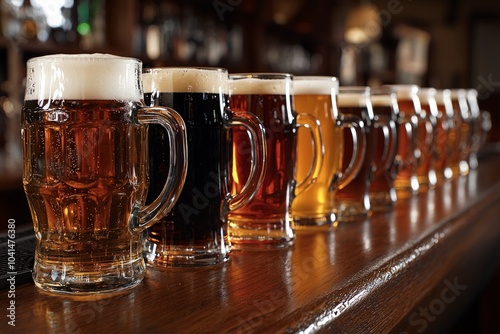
(1, 0, 500, 226)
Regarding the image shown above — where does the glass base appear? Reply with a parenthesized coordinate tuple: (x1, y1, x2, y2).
(369, 190, 396, 212)
(335, 201, 369, 222)
(33, 257, 145, 295)
(228, 216, 294, 250)
(291, 212, 337, 229)
(143, 246, 230, 268)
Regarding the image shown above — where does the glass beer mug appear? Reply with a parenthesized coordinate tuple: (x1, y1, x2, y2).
(22, 54, 188, 294)
(142, 67, 266, 266)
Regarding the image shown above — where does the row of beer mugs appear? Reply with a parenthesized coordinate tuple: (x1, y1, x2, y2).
(21, 54, 491, 295)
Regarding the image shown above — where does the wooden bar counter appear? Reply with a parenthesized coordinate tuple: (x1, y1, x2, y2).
(4, 152, 500, 333)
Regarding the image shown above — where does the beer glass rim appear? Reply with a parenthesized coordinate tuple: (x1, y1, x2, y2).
(339, 86, 371, 94)
(383, 84, 419, 99)
(27, 53, 141, 66)
(229, 73, 293, 80)
(142, 67, 229, 94)
(25, 53, 143, 101)
(293, 76, 338, 95)
(417, 87, 437, 96)
(143, 66, 228, 74)
(294, 76, 338, 82)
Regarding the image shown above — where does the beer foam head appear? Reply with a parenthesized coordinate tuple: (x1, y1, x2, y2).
(229, 74, 292, 95)
(25, 54, 142, 101)
(384, 84, 419, 99)
(338, 87, 370, 107)
(294, 76, 338, 95)
(370, 94, 394, 107)
(143, 67, 228, 94)
(434, 89, 451, 105)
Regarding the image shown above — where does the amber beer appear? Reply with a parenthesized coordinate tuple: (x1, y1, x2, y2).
(291, 77, 365, 226)
(22, 54, 187, 294)
(335, 87, 375, 221)
(450, 89, 471, 176)
(369, 88, 399, 210)
(385, 85, 421, 197)
(416, 88, 437, 189)
(142, 68, 265, 266)
(228, 74, 322, 248)
(429, 89, 450, 184)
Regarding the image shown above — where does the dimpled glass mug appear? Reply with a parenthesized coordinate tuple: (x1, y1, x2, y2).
(291, 77, 365, 227)
(228, 73, 323, 249)
(22, 54, 188, 294)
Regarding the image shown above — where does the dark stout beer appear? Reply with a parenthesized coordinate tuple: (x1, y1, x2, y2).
(142, 67, 251, 266)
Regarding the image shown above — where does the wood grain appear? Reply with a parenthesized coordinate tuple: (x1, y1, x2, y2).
(3, 154, 500, 334)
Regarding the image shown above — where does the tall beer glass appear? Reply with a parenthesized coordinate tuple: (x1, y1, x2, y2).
(466, 89, 482, 170)
(432, 89, 452, 184)
(142, 67, 266, 267)
(291, 77, 365, 227)
(384, 85, 421, 197)
(417, 88, 438, 188)
(22, 54, 188, 294)
(335, 87, 379, 221)
(448, 89, 467, 178)
(369, 87, 399, 211)
(228, 73, 323, 249)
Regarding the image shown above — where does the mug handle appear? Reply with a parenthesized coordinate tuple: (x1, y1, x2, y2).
(372, 115, 397, 178)
(415, 113, 435, 167)
(129, 106, 188, 234)
(337, 114, 366, 190)
(295, 113, 324, 196)
(227, 111, 267, 211)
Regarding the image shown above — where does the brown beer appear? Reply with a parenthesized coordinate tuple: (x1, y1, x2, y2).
(23, 100, 146, 274)
(335, 88, 375, 221)
(369, 89, 399, 210)
(386, 85, 420, 197)
(229, 74, 295, 248)
(433, 90, 452, 183)
(445, 90, 463, 179)
(22, 54, 187, 293)
(450, 89, 472, 176)
(416, 89, 437, 189)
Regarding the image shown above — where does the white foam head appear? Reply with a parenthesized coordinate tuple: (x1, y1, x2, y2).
(142, 67, 228, 94)
(338, 87, 370, 107)
(370, 94, 394, 107)
(434, 89, 452, 105)
(25, 54, 142, 101)
(294, 76, 338, 95)
(384, 84, 419, 99)
(229, 74, 292, 95)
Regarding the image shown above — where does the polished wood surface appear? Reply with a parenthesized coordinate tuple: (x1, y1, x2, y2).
(3, 153, 500, 333)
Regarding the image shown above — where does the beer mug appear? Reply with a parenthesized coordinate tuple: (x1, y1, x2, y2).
(450, 89, 472, 176)
(369, 87, 399, 211)
(228, 73, 323, 249)
(384, 85, 422, 197)
(336, 86, 394, 221)
(417, 88, 438, 189)
(291, 77, 365, 227)
(427, 89, 451, 185)
(466, 89, 482, 170)
(141, 67, 266, 267)
(22, 54, 188, 294)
